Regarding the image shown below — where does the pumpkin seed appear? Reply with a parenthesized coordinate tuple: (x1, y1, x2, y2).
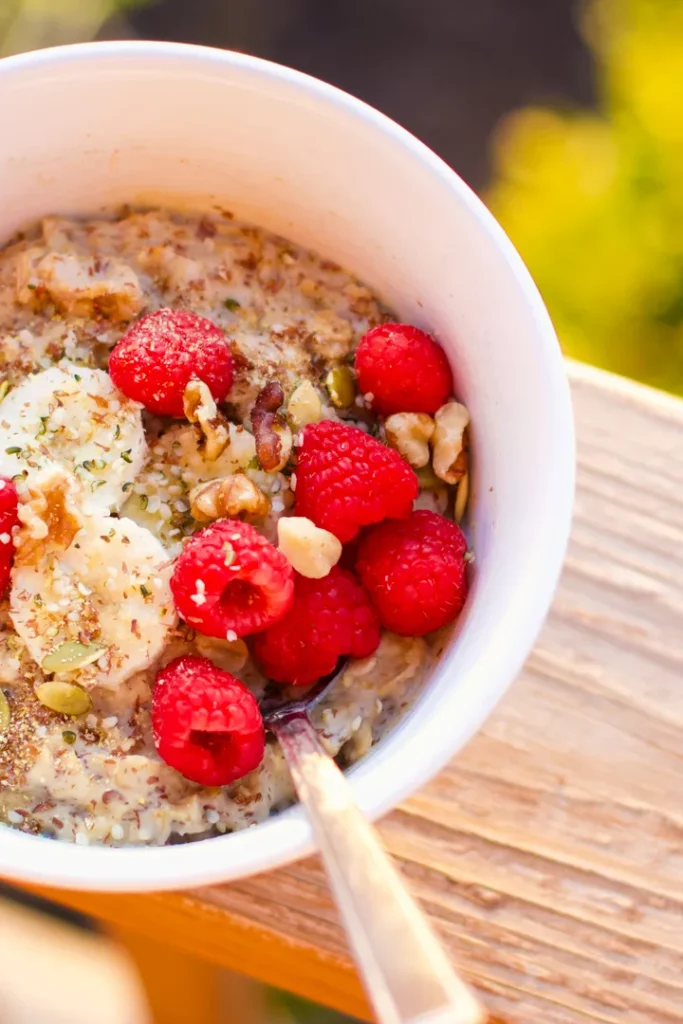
(41, 640, 106, 675)
(62, 729, 77, 745)
(0, 380, 10, 402)
(325, 365, 356, 408)
(36, 681, 92, 717)
(0, 691, 10, 735)
(415, 465, 443, 491)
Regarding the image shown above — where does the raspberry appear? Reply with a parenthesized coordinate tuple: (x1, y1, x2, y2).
(0, 477, 19, 596)
(171, 519, 294, 639)
(109, 308, 234, 417)
(294, 420, 418, 543)
(356, 510, 469, 636)
(152, 655, 264, 786)
(355, 323, 453, 416)
(253, 566, 380, 686)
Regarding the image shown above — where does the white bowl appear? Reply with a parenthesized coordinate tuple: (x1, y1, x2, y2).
(0, 41, 574, 892)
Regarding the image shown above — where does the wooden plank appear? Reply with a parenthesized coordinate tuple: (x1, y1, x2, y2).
(17, 363, 683, 1023)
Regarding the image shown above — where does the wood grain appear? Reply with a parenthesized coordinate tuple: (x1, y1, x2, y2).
(22, 363, 683, 1023)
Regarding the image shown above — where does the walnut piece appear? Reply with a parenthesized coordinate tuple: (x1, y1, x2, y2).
(189, 474, 270, 523)
(277, 516, 342, 579)
(250, 381, 293, 473)
(183, 379, 230, 461)
(385, 412, 435, 469)
(14, 466, 83, 567)
(431, 401, 470, 484)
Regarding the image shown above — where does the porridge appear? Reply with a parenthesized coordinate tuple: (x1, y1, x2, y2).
(0, 209, 470, 846)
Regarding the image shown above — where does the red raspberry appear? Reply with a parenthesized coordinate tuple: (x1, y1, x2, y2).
(171, 520, 294, 639)
(152, 655, 265, 786)
(109, 308, 234, 417)
(294, 420, 418, 543)
(355, 323, 453, 416)
(356, 510, 469, 636)
(0, 477, 19, 596)
(253, 566, 380, 686)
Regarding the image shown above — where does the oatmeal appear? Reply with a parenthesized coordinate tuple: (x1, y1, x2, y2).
(0, 209, 469, 846)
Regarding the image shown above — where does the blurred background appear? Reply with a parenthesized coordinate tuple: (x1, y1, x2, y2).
(3, 0, 682, 395)
(0, 0, 680, 1020)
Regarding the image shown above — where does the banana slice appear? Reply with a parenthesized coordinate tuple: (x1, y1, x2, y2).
(10, 515, 177, 689)
(0, 363, 146, 513)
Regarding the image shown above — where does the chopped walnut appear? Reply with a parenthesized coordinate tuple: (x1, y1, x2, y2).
(385, 412, 435, 469)
(431, 402, 470, 484)
(250, 382, 292, 473)
(277, 516, 342, 579)
(183, 379, 230, 461)
(34, 252, 145, 321)
(189, 474, 270, 523)
(14, 466, 83, 567)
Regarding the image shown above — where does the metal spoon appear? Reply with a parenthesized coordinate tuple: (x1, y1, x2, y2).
(261, 668, 487, 1024)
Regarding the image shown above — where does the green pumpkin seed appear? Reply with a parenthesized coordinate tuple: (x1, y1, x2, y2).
(62, 730, 77, 745)
(36, 681, 92, 717)
(325, 365, 356, 408)
(41, 641, 106, 675)
(0, 380, 10, 403)
(0, 691, 10, 735)
(415, 465, 443, 491)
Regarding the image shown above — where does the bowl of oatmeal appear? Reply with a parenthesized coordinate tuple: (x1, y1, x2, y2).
(0, 42, 574, 891)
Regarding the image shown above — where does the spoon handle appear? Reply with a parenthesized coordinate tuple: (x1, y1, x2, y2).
(272, 713, 487, 1024)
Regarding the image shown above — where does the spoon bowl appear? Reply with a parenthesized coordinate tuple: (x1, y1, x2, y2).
(259, 663, 347, 727)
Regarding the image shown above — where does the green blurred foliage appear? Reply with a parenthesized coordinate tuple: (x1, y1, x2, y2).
(487, 0, 683, 393)
(0, 0, 150, 56)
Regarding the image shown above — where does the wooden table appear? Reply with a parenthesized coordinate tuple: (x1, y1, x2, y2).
(19, 362, 683, 1024)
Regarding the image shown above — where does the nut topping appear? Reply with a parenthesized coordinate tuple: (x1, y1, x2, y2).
(277, 516, 342, 579)
(14, 466, 83, 567)
(431, 401, 470, 484)
(189, 474, 270, 523)
(183, 378, 230, 461)
(384, 412, 435, 469)
(250, 381, 292, 472)
(287, 381, 323, 430)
